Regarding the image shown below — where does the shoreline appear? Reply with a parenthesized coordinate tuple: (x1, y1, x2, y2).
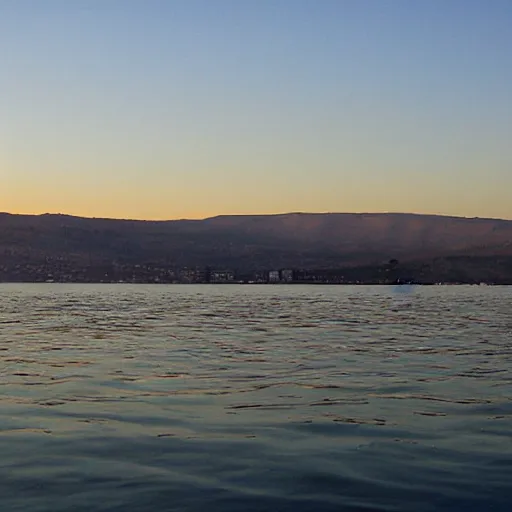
(0, 281, 505, 286)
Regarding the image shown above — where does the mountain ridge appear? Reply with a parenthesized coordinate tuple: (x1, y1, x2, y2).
(1, 212, 512, 282)
(1, 211, 510, 223)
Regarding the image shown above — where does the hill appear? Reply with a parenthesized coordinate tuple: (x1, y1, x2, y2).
(1, 212, 512, 283)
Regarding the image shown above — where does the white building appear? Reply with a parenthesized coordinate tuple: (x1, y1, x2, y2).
(268, 270, 280, 282)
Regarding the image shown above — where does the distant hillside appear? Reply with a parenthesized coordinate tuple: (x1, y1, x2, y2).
(1, 212, 512, 277)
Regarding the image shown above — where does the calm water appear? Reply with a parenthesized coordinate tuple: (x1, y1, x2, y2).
(0, 284, 511, 511)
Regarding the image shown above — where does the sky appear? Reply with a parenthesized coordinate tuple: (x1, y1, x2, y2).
(2, 0, 512, 220)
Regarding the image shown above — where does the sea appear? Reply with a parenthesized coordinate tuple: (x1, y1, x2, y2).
(0, 284, 511, 512)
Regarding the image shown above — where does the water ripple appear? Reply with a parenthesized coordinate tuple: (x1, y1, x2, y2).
(0, 283, 511, 511)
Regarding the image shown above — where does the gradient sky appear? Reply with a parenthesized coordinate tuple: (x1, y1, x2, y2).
(2, 0, 512, 220)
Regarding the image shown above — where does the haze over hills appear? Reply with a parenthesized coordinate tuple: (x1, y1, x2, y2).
(1, 211, 512, 284)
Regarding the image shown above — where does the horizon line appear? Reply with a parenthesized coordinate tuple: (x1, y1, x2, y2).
(1, 210, 511, 223)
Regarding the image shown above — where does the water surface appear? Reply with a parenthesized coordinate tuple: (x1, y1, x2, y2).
(1, 284, 511, 511)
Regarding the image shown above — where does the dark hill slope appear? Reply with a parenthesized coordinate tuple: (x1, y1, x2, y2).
(1, 212, 512, 271)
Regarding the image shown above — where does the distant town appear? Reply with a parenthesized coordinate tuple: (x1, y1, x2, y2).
(0, 259, 505, 285)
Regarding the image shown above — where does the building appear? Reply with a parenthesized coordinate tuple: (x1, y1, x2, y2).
(210, 270, 235, 283)
(280, 269, 294, 282)
(268, 270, 280, 283)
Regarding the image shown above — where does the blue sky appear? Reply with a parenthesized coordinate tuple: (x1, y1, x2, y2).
(2, 0, 512, 219)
